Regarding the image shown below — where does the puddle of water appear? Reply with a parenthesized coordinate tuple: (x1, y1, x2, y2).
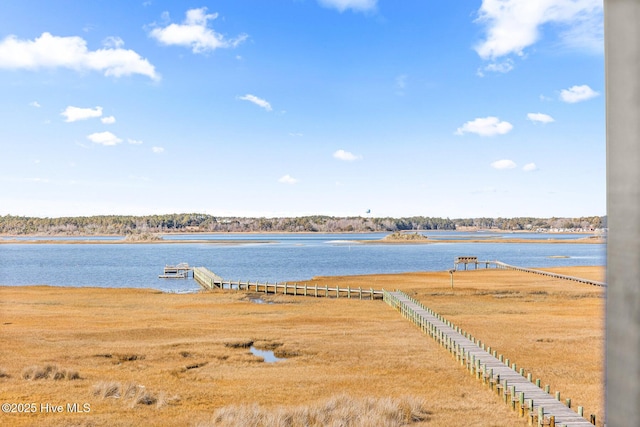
(249, 297, 274, 305)
(250, 346, 285, 363)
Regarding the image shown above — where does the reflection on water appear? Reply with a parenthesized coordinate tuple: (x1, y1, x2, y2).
(250, 347, 284, 363)
(249, 297, 274, 305)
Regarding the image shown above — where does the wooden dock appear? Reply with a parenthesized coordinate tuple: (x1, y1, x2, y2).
(159, 263, 192, 279)
(494, 261, 605, 287)
(454, 256, 494, 270)
(188, 261, 600, 424)
(192, 266, 383, 299)
(452, 258, 605, 287)
(384, 290, 596, 426)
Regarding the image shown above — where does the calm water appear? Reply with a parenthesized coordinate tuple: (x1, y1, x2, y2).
(0, 233, 605, 292)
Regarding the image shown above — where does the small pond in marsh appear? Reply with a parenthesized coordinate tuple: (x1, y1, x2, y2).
(250, 347, 285, 363)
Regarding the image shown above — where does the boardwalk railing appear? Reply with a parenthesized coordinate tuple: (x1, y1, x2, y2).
(193, 263, 599, 423)
(384, 290, 596, 426)
(192, 266, 224, 288)
(193, 267, 383, 300)
(494, 261, 606, 287)
(454, 256, 495, 270)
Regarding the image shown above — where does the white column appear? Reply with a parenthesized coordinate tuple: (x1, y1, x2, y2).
(605, 1, 640, 426)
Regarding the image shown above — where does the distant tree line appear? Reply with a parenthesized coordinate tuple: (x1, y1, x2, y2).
(0, 214, 606, 235)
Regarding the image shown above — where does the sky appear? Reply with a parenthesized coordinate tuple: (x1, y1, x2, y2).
(0, 0, 605, 219)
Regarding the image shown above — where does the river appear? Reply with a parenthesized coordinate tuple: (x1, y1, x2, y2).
(0, 232, 605, 292)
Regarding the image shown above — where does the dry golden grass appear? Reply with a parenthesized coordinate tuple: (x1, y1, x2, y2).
(199, 394, 430, 427)
(0, 266, 603, 426)
(310, 266, 605, 425)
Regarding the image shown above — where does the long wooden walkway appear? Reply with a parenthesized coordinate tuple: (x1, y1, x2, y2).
(384, 290, 595, 427)
(193, 267, 382, 299)
(494, 262, 605, 287)
(191, 262, 598, 424)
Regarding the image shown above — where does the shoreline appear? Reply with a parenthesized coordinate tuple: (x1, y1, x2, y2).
(0, 238, 605, 245)
(0, 231, 605, 245)
(0, 238, 277, 245)
(359, 237, 604, 244)
(0, 264, 605, 292)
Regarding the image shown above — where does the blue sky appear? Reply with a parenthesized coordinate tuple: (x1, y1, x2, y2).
(0, 0, 605, 218)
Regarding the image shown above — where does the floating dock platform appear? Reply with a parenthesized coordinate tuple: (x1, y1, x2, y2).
(159, 263, 192, 279)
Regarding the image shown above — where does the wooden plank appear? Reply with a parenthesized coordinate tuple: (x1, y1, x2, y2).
(494, 262, 605, 287)
(191, 269, 384, 299)
(384, 290, 595, 427)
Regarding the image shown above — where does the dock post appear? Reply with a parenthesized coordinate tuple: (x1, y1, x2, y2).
(538, 406, 544, 427)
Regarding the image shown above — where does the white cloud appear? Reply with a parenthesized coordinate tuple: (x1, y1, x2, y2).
(333, 149, 362, 161)
(317, 0, 377, 12)
(527, 112, 554, 123)
(61, 106, 103, 122)
(149, 7, 248, 54)
(477, 59, 514, 76)
(87, 131, 122, 146)
(558, 7, 604, 53)
(128, 138, 143, 145)
(0, 32, 159, 80)
(278, 174, 298, 184)
(523, 162, 538, 171)
(455, 116, 513, 136)
(152, 146, 165, 153)
(474, 0, 603, 61)
(102, 36, 125, 49)
(560, 84, 599, 103)
(491, 159, 517, 170)
(29, 101, 41, 108)
(101, 115, 116, 124)
(238, 94, 272, 111)
(395, 74, 407, 94)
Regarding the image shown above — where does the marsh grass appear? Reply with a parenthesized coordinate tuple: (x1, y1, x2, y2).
(201, 394, 431, 427)
(93, 353, 145, 363)
(224, 339, 254, 349)
(309, 267, 605, 425)
(92, 381, 174, 408)
(253, 340, 283, 350)
(0, 267, 601, 426)
(93, 381, 122, 399)
(22, 364, 80, 381)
